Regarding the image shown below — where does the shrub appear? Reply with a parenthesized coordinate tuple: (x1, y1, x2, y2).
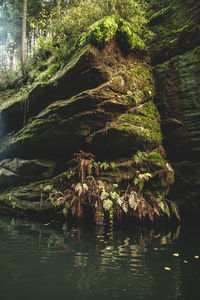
(0, 0, 152, 89)
(35, 0, 151, 62)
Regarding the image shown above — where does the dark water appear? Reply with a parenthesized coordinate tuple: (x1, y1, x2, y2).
(0, 217, 200, 300)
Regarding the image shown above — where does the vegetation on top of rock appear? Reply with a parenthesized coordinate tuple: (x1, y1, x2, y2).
(62, 15, 148, 69)
(0, 0, 152, 91)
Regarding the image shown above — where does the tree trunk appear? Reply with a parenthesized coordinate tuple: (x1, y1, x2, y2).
(22, 0, 27, 76)
(57, 0, 61, 16)
(107, 0, 116, 14)
(9, 47, 14, 71)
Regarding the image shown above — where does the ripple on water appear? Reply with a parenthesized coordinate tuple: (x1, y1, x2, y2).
(0, 217, 200, 300)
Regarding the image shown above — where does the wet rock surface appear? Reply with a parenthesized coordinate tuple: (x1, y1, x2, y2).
(149, 0, 200, 211)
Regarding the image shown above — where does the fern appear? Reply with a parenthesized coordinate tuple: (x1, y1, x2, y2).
(48, 150, 180, 224)
(170, 201, 181, 222)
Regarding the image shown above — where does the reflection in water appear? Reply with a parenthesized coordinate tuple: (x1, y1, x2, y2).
(0, 217, 200, 300)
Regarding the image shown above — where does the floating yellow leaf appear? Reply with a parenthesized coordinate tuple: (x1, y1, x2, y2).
(194, 256, 199, 259)
(164, 267, 171, 271)
(153, 248, 158, 251)
(100, 239, 104, 242)
(184, 260, 188, 264)
(173, 253, 179, 257)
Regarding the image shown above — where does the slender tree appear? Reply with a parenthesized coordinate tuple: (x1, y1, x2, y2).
(57, 0, 61, 15)
(21, 0, 27, 75)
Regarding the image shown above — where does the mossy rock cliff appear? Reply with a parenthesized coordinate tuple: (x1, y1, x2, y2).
(0, 16, 174, 222)
(148, 0, 200, 213)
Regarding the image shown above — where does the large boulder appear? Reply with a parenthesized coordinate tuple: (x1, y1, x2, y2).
(0, 16, 174, 221)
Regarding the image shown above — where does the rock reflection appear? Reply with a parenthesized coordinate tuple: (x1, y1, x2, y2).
(0, 216, 185, 300)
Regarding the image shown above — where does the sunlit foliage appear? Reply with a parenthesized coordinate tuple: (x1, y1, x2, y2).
(0, 0, 152, 89)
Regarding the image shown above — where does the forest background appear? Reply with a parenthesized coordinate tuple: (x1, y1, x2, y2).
(0, 0, 150, 89)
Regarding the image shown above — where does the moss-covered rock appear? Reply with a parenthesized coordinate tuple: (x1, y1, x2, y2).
(87, 101, 162, 157)
(148, 0, 200, 212)
(0, 16, 173, 221)
(0, 168, 27, 188)
(0, 158, 55, 179)
(0, 180, 54, 216)
(148, 0, 200, 64)
(153, 48, 200, 161)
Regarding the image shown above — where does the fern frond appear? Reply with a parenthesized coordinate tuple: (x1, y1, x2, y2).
(170, 201, 181, 221)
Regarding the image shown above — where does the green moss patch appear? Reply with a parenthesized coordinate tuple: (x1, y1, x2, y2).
(117, 18, 147, 53)
(138, 101, 160, 120)
(117, 102, 162, 147)
(88, 16, 118, 47)
(142, 152, 166, 169)
(70, 16, 147, 57)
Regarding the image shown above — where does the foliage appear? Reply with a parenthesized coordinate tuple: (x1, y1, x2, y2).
(117, 189, 180, 221)
(134, 150, 167, 168)
(45, 150, 180, 224)
(134, 172, 152, 191)
(45, 151, 117, 224)
(0, 0, 152, 88)
(88, 16, 119, 47)
(31, 0, 151, 75)
(0, 0, 53, 89)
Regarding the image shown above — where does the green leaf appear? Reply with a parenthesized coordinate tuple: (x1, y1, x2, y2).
(157, 194, 163, 202)
(100, 189, 109, 201)
(154, 208, 160, 216)
(110, 191, 119, 201)
(134, 177, 140, 185)
(93, 162, 98, 168)
(111, 162, 116, 169)
(138, 173, 152, 181)
(54, 200, 61, 207)
(49, 194, 54, 202)
(159, 201, 170, 218)
(103, 199, 113, 211)
(65, 202, 71, 209)
(44, 185, 53, 192)
(83, 183, 88, 191)
(158, 201, 165, 212)
(112, 183, 118, 189)
(139, 182, 144, 191)
(100, 162, 109, 170)
(164, 203, 170, 218)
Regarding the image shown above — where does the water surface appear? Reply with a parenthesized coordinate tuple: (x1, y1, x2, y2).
(0, 216, 200, 300)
